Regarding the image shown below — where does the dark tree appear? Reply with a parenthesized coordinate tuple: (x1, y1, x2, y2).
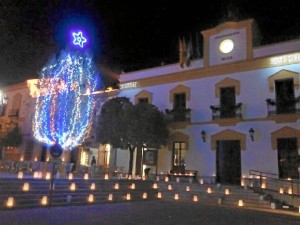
(96, 97, 169, 176)
(133, 102, 169, 175)
(1, 126, 23, 147)
(96, 97, 135, 174)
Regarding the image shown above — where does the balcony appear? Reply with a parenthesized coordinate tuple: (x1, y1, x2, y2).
(209, 103, 242, 126)
(210, 103, 242, 120)
(266, 97, 300, 123)
(165, 108, 191, 123)
(266, 97, 300, 115)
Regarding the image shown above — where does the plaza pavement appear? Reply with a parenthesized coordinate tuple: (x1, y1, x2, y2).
(0, 200, 300, 225)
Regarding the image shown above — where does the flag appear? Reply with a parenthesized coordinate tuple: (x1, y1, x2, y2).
(179, 37, 187, 68)
(186, 36, 193, 67)
(195, 32, 201, 59)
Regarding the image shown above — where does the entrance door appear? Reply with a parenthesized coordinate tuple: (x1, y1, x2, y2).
(277, 138, 299, 179)
(216, 140, 241, 184)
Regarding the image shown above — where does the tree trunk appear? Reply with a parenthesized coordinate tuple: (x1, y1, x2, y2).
(135, 147, 143, 176)
(128, 146, 135, 175)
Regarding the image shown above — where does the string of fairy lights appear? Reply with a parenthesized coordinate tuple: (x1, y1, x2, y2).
(33, 47, 97, 150)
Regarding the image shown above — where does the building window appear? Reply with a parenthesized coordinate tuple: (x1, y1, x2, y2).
(134, 90, 152, 104)
(266, 70, 300, 117)
(0, 105, 6, 116)
(167, 93, 190, 122)
(172, 142, 186, 167)
(9, 93, 22, 117)
(220, 87, 236, 118)
(138, 98, 149, 103)
(275, 78, 295, 114)
(173, 93, 186, 109)
(211, 78, 242, 121)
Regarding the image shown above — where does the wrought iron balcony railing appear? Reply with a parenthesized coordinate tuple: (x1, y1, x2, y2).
(165, 108, 191, 122)
(266, 97, 300, 115)
(210, 103, 242, 120)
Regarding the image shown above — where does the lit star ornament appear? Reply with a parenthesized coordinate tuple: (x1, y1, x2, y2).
(72, 31, 87, 48)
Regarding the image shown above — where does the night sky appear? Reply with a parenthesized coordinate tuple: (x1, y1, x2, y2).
(1, 0, 300, 87)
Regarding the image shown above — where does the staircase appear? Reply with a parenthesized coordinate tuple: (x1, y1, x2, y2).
(1, 175, 299, 213)
(0, 177, 158, 209)
(155, 181, 272, 209)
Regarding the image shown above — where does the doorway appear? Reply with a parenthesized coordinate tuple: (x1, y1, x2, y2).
(216, 140, 241, 184)
(277, 138, 299, 179)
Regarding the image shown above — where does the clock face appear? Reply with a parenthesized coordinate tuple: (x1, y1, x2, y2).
(219, 39, 234, 54)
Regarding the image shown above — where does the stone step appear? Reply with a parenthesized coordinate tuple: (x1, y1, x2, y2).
(2, 193, 160, 209)
(0, 178, 158, 209)
(1, 178, 290, 211)
(157, 191, 272, 209)
(155, 181, 274, 210)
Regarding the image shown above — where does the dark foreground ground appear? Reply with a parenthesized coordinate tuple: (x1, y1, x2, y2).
(0, 200, 299, 225)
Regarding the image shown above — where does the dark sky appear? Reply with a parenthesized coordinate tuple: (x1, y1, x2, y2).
(1, 0, 300, 87)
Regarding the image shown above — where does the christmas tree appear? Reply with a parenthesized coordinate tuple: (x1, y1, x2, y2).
(33, 31, 98, 151)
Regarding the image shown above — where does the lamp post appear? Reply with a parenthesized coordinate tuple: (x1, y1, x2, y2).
(201, 130, 206, 143)
(249, 128, 255, 142)
(49, 143, 63, 207)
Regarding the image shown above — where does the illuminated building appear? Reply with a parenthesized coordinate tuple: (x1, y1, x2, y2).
(1, 19, 299, 184)
(117, 19, 300, 182)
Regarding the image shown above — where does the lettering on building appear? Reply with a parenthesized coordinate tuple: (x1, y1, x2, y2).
(120, 82, 138, 90)
(270, 53, 300, 65)
(221, 56, 233, 61)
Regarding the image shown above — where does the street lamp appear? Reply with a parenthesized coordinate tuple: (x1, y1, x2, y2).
(249, 128, 255, 142)
(0, 91, 8, 160)
(201, 130, 206, 143)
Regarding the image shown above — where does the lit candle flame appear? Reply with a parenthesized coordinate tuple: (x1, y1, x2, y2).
(88, 194, 94, 203)
(7, 197, 14, 208)
(238, 199, 244, 207)
(41, 196, 48, 205)
(23, 183, 30, 191)
(143, 192, 147, 199)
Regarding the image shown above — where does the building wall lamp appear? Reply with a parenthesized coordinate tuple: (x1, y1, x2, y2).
(201, 130, 206, 143)
(249, 128, 255, 142)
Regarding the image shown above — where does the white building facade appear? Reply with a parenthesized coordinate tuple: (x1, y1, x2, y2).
(117, 19, 300, 184)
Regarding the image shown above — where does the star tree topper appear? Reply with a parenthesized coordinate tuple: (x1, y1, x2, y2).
(72, 31, 87, 48)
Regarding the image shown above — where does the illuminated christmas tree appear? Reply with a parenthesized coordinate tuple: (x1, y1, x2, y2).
(33, 31, 98, 152)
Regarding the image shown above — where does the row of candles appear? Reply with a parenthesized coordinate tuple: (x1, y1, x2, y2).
(3, 179, 230, 207)
(4, 180, 229, 208)
(4, 182, 300, 212)
(18, 171, 146, 180)
(4, 190, 232, 208)
(17, 171, 110, 180)
(241, 179, 294, 195)
(18, 182, 227, 193)
(17, 170, 295, 195)
(5, 192, 148, 208)
(5, 192, 300, 213)
(13, 171, 298, 208)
